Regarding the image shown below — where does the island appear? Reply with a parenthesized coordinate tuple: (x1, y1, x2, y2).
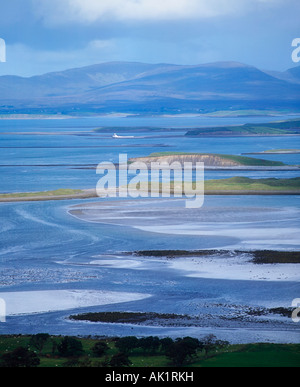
(1, 151, 299, 202)
(128, 152, 291, 168)
(185, 119, 300, 136)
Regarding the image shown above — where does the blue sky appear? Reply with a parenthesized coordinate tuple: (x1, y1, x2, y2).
(0, 0, 299, 77)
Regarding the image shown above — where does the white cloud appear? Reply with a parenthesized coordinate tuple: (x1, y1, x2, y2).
(33, 0, 288, 24)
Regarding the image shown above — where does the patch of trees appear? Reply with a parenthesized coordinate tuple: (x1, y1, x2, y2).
(114, 334, 229, 366)
(1, 347, 40, 368)
(0, 333, 229, 367)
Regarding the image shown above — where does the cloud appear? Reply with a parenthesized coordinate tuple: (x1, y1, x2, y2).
(33, 0, 289, 24)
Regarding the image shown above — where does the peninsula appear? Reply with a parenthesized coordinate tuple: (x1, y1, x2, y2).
(0, 189, 97, 202)
(185, 119, 300, 137)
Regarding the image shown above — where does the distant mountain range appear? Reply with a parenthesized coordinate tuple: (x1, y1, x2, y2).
(1, 61, 300, 114)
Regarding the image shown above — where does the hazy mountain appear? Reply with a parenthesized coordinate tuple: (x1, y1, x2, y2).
(0, 61, 299, 114)
(266, 66, 300, 85)
(0, 62, 170, 100)
(284, 66, 300, 84)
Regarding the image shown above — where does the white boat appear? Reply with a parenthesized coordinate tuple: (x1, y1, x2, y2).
(113, 133, 135, 139)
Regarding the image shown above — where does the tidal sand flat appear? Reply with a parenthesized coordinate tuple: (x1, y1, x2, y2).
(0, 290, 151, 316)
(0, 198, 298, 343)
(0, 117, 299, 344)
(168, 253, 300, 282)
(87, 252, 300, 282)
(68, 197, 300, 251)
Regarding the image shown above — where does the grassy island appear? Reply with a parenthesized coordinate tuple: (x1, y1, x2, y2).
(129, 152, 287, 167)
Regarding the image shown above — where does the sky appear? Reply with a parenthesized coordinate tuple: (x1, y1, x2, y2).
(0, 0, 299, 77)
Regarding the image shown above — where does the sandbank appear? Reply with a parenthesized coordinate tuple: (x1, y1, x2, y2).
(0, 289, 151, 316)
(168, 254, 300, 282)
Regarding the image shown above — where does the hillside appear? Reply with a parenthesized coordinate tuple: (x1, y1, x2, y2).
(0, 62, 165, 100)
(0, 61, 300, 114)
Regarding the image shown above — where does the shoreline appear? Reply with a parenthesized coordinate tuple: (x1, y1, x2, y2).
(0, 189, 98, 202)
(1, 187, 300, 202)
(0, 290, 151, 316)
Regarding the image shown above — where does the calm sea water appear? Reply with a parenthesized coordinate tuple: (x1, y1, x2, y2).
(0, 116, 299, 342)
(0, 115, 299, 193)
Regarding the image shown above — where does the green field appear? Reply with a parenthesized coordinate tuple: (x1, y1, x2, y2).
(0, 335, 299, 368)
(191, 344, 300, 367)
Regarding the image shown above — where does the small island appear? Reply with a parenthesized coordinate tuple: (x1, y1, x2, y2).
(129, 152, 288, 167)
(69, 306, 294, 326)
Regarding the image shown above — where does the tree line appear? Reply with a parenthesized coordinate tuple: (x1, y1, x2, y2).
(0, 333, 229, 367)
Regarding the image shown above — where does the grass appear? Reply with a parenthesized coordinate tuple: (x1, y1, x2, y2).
(215, 155, 285, 166)
(0, 336, 299, 367)
(204, 176, 300, 191)
(131, 177, 300, 194)
(192, 344, 300, 367)
(0, 189, 83, 199)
